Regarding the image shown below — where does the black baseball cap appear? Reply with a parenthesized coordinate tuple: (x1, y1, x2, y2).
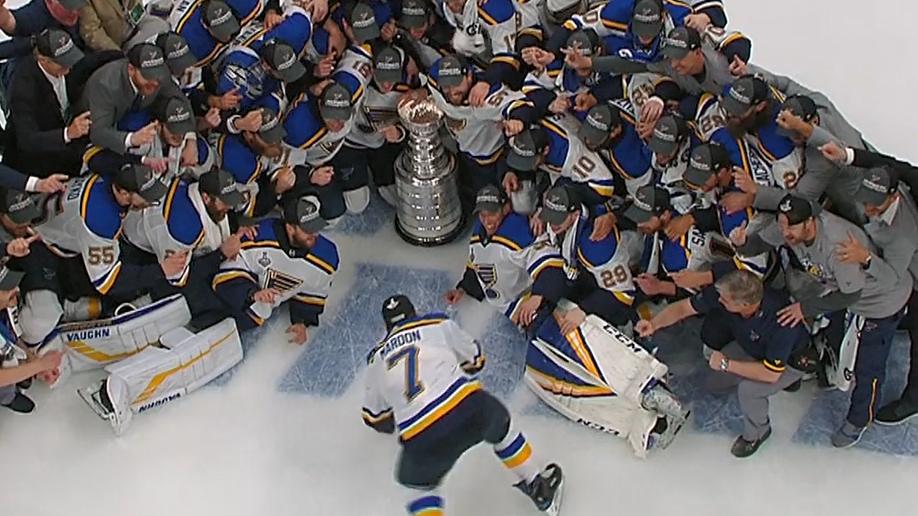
(156, 32, 196, 77)
(506, 129, 546, 172)
(349, 2, 381, 43)
(381, 294, 417, 331)
(855, 167, 898, 206)
(777, 194, 814, 226)
(661, 26, 701, 60)
(777, 94, 818, 137)
(648, 114, 687, 157)
(0, 189, 41, 225)
(721, 75, 770, 118)
(474, 185, 507, 213)
(156, 95, 196, 135)
(259, 40, 306, 83)
(127, 43, 172, 83)
(257, 107, 286, 144)
(35, 28, 84, 68)
(436, 55, 469, 88)
(579, 104, 622, 149)
(565, 29, 601, 56)
(319, 83, 354, 121)
(57, 0, 86, 11)
(284, 195, 327, 233)
(115, 163, 168, 203)
(373, 46, 403, 85)
(199, 168, 246, 209)
(684, 143, 731, 189)
(624, 185, 672, 224)
(203, 0, 241, 44)
(539, 185, 578, 225)
(399, 0, 429, 29)
(0, 266, 25, 291)
(631, 0, 664, 39)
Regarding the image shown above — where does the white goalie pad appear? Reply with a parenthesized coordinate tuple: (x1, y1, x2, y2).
(41, 294, 192, 387)
(815, 311, 863, 392)
(525, 314, 684, 458)
(78, 318, 243, 435)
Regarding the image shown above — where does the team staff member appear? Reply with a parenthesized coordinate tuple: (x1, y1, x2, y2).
(637, 270, 808, 457)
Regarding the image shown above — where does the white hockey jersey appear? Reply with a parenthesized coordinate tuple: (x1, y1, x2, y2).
(440, 0, 518, 66)
(362, 313, 485, 441)
(541, 113, 617, 198)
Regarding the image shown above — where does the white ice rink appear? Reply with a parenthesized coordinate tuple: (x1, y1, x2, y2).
(3, 1, 918, 515)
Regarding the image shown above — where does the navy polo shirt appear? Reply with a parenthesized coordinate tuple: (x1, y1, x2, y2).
(690, 285, 808, 373)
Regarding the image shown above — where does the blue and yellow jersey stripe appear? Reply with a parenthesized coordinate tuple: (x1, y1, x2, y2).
(293, 293, 326, 307)
(397, 377, 482, 441)
(212, 268, 258, 289)
(528, 255, 564, 280)
(526, 366, 613, 397)
(305, 253, 336, 275)
(92, 261, 122, 295)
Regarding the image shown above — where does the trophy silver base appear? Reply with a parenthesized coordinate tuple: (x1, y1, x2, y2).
(393, 153, 465, 247)
(394, 214, 466, 247)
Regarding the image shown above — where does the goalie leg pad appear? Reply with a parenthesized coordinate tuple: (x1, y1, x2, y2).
(81, 318, 243, 434)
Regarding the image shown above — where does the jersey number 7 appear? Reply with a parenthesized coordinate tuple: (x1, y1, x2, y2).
(386, 345, 425, 402)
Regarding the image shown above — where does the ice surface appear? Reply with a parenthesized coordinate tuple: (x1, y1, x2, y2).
(3, 1, 918, 515)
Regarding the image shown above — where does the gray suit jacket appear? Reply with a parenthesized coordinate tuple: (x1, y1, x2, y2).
(649, 46, 735, 97)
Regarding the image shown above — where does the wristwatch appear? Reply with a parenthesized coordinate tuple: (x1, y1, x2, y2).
(720, 357, 730, 372)
(861, 254, 872, 270)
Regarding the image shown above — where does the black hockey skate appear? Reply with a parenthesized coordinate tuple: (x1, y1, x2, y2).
(514, 463, 564, 515)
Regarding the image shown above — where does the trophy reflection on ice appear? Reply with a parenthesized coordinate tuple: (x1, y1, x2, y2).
(393, 99, 464, 246)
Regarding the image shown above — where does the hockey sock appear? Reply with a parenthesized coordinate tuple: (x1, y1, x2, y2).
(405, 489, 444, 516)
(493, 427, 540, 484)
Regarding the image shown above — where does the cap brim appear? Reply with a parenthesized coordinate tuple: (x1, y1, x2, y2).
(506, 149, 539, 172)
(539, 207, 570, 226)
(632, 21, 663, 39)
(299, 217, 328, 233)
(577, 124, 609, 150)
(167, 53, 198, 77)
(683, 167, 713, 190)
(400, 15, 427, 29)
(720, 95, 751, 118)
(140, 64, 172, 83)
(57, 0, 86, 10)
(211, 20, 240, 44)
(648, 136, 679, 157)
(354, 25, 381, 43)
(259, 123, 287, 145)
(437, 74, 464, 88)
(374, 69, 402, 85)
(218, 189, 247, 210)
(0, 269, 24, 291)
(166, 118, 196, 136)
(319, 105, 353, 121)
(474, 201, 502, 214)
(854, 186, 891, 206)
(139, 179, 169, 203)
(274, 59, 307, 83)
(8, 201, 42, 225)
(54, 47, 85, 68)
(624, 204, 654, 224)
(661, 45, 689, 60)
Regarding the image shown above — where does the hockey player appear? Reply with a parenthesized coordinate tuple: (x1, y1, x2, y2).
(212, 195, 338, 345)
(394, 0, 452, 71)
(439, 0, 521, 86)
(444, 185, 565, 325)
(211, 38, 307, 113)
(171, 0, 263, 68)
(362, 294, 564, 515)
(578, 102, 653, 196)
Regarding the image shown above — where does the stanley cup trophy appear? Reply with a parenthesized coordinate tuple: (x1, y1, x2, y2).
(393, 99, 464, 246)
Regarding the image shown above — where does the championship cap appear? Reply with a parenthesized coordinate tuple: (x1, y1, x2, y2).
(259, 39, 306, 83)
(777, 194, 814, 226)
(648, 114, 688, 157)
(349, 2, 381, 43)
(115, 163, 168, 203)
(539, 185, 578, 226)
(199, 168, 246, 209)
(257, 107, 286, 144)
(683, 143, 731, 189)
(319, 83, 354, 121)
(0, 189, 41, 225)
(565, 29, 602, 57)
(203, 0, 241, 44)
(373, 46, 404, 85)
(578, 104, 622, 149)
(624, 185, 672, 224)
(381, 294, 417, 331)
(721, 75, 770, 118)
(777, 94, 818, 137)
(399, 0, 429, 29)
(57, 0, 86, 11)
(155, 94, 196, 135)
(854, 167, 898, 206)
(506, 129, 546, 172)
(284, 195, 327, 233)
(436, 54, 469, 88)
(661, 26, 702, 60)
(156, 32, 196, 77)
(474, 185, 507, 214)
(0, 266, 25, 292)
(127, 42, 172, 83)
(631, 0, 664, 39)
(34, 28, 84, 68)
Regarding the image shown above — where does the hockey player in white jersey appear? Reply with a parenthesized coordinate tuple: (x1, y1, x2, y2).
(578, 102, 654, 196)
(212, 196, 338, 345)
(362, 295, 564, 515)
(444, 186, 565, 323)
(439, 0, 520, 77)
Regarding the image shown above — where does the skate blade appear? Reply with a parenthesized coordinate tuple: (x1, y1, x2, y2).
(77, 385, 111, 422)
(656, 410, 691, 450)
(541, 477, 564, 516)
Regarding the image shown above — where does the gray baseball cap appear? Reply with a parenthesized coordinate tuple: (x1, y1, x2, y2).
(35, 28, 84, 68)
(349, 2, 381, 43)
(506, 129, 543, 172)
(648, 115, 686, 157)
(156, 32, 197, 77)
(631, 0, 664, 39)
(203, 0, 241, 44)
(284, 195, 327, 233)
(156, 95, 196, 135)
(474, 185, 506, 213)
(436, 55, 468, 88)
(0, 266, 25, 291)
(624, 185, 671, 224)
(684, 143, 731, 189)
(777, 194, 814, 226)
(0, 189, 41, 225)
(373, 46, 403, 85)
(661, 26, 702, 60)
(539, 185, 578, 225)
(57, 0, 86, 11)
(579, 105, 622, 150)
(127, 43, 172, 83)
(855, 167, 898, 206)
(721, 75, 769, 118)
(565, 29, 601, 56)
(199, 168, 246, 209)
(319, 83, 354, 121)
(399, 0, 429, 29)
(257, 107, 286, 144)
(115, 163, 168, 203)
(777, 94, 818, 137)
(259, 40, 306, 83)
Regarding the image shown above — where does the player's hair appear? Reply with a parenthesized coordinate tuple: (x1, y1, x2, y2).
(714, 269, 764, 306)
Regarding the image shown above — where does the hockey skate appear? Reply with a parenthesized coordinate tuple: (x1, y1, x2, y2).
(641, 383, 690, 451)
(78, 378, 132, 435)
(515, 463, 564, 515)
